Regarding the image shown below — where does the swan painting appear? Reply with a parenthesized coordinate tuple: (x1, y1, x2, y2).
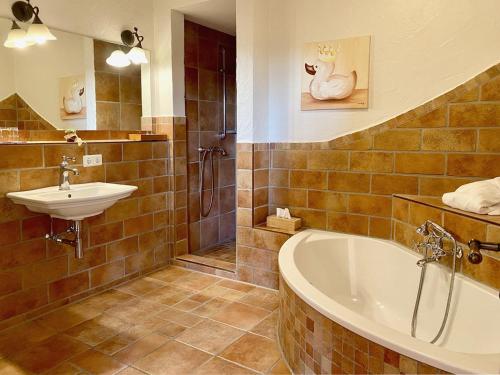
(301, 36, 370, 110)
(59, 75, 87, 120)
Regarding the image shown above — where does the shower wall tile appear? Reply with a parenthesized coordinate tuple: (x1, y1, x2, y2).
(184, 20, 237, 254)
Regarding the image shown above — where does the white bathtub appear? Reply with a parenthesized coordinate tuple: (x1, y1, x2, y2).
(279, 229, 500, 374)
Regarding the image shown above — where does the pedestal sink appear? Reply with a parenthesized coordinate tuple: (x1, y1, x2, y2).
(7, 182, 138, 259)
(7, 182, 138, 221)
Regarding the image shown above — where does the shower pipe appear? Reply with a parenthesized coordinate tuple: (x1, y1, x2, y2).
(219, 45, 236, 140)
(198, 146, 227, 217)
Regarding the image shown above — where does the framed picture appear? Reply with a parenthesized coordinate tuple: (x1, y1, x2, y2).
(59, 75, 87, 120)
(302, 35, 370, 110)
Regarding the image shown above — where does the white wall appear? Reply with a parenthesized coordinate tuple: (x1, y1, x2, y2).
(0, 36, 15, 101)
(237, 0, 500, 143)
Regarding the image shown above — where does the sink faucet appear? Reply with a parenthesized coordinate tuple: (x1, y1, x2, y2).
(59, 156, 79, 190)
(414, 221, 463, 267)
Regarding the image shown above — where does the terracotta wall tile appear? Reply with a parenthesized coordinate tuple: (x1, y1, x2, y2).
(395, 153, 445, 175)
(307, 151, 349, 170)
(0, 239, 46, 270)
(481, 76, 500, 101)
(272, 150, 307, 169)
(107, 237, 139, 261)
(328, 172, 371, 193)
(0, 287, 48, 321)
(0, 145, 43, 169)
(373, 130, 421, 151)
(0, 220, 20, 246)
(124, 214, 154, 236)
(478, 129, 500, 152)
(307, 190, 347, 212)
(106, 162, 138, 182)
(348, 195, 392, 217)
(371, 175, 418, 195)
(421, 129, 476, 152)
(23, 257, 68, 289)
(418, 177, 474, 196)
(49, 272, 89, 301)
(408, 202, 443, 227)
(289, 208, 327, 229)
(449, 103, 499, 127)
(44, 144, 85, 167)
(290, 171, 327, 190)
(399, 107, 446, 128)
(447, 154, 500, 177)
(392, 198, 409, 222)
(105, 199, 139, 222)
(69, 246, 107, 274)
(0, 270, 22, 297)
(327, 212, 369, 235)
(443, 212, 487, 244)
(369, 217, 391, 239)
(350, 152, 393, 173)
(90, 260, 125, 288)
(269, 169, 288, 187)
(90, 222, 123, 247)
(123, 143, 153, 161)
(0, 171, 19, 197)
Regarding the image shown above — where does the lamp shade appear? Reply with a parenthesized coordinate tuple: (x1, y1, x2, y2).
(26, 22, 57, 44)
(127, 46, 148, 65)
(3, 20, 34, 48)
(106, 50, 131, 68)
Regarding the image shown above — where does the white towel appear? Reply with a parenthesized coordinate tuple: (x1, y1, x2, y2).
(442, 177, 500, 215)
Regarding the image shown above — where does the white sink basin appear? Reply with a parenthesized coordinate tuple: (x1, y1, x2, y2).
(7, 182, 138, 221)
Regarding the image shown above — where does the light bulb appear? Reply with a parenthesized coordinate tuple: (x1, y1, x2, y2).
(25, 15, 57, 45)
(127, 46, 148, 65)
(106, 50, 131, 68)
(3, 20, 34, 49)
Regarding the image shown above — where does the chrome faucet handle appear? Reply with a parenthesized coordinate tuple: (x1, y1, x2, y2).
(61, 155, 76, 163)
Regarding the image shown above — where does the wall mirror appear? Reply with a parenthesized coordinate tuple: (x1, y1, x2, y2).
(0, 17, 152, 132)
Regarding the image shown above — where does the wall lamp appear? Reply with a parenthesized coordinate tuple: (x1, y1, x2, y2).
(106, 27, 148, 68)
(4, 0, 56, 48)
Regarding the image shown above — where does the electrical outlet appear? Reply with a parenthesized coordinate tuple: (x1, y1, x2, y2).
(83, 154, 103, 167)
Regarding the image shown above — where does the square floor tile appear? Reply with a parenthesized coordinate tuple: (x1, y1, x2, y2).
(113, 333, 169, 365)
(211, 302, 270, 330)
(238, 288, 279, 311)
(11, 334, 89, 373)
(64, 315, 126, 346)
(133, 340, 211, 375)
(170, 272, 220, 291)
(250, 311, 278, 340)
(0, 320, 56, 358)
(36, 304, 101, 332)
(176, 320, 244, 354)
(191, 297, 231, 318)
(70, 349, 126, 375)
(193, 357, 257, 375)
(115, 278, 165, 296)
(220, 333, 281, 373)
(156, 307, 205, 328)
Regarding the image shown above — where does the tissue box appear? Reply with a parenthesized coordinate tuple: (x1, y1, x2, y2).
(266, 215, 302, 232)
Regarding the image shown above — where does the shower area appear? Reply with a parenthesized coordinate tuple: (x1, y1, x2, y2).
(183, 20, 237, 271)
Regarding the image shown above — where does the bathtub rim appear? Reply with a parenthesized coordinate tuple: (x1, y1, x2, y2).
(278, 229, 500, 375)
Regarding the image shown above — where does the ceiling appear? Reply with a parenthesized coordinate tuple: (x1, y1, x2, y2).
(174, 0, 236, 35)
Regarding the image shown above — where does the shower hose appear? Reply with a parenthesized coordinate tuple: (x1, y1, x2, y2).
(411, 234, 460, 344)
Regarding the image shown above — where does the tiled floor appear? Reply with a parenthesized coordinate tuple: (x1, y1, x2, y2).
(194, 241, 237, 264)
(0, 266, 289, 375)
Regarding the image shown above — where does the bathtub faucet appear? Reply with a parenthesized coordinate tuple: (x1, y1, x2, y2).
(414, 221, 463, 267)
